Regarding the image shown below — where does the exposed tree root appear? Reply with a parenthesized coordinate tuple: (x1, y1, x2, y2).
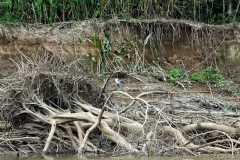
(0, 52, 240, 157)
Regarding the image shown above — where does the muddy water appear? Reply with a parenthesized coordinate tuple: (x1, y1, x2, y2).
(0, 154, 238, 160)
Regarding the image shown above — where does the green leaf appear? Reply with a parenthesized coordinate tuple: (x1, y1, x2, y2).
(113, 56, 122, 62)
(34, 0, 42, 5)
(86, 38, 93, 43)
(88, 52, 93, 59)
(92, 10, 99, 18)
(88, 53, 96, 61)
(144, 33, 152, 46)
(78, 58, 85, 61)
(117, 47, 124, 54)
(93, 36, 99, 49)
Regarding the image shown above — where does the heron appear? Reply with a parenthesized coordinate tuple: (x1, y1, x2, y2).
(115, 78, 120, 89)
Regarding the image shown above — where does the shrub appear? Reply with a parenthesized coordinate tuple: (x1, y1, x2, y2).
(168, 68, 185, 83)
(189, 66, 238, 93)
(203, 66, 223, 83)
(189, 69, 204, 82)
(189, 66, 223, 83)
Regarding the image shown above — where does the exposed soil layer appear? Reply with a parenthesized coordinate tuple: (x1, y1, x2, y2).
(1, 19, 240, 72)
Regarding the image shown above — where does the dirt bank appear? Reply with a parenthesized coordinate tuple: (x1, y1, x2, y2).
(1, 19, 240, 72)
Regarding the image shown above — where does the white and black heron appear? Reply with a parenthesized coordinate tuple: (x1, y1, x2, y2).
(115, 78, 121, 89)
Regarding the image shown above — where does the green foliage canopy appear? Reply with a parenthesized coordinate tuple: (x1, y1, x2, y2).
(0, 0, 239, 24)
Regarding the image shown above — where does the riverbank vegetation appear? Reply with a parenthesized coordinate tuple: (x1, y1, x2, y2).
(0, 0, 240, 24)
